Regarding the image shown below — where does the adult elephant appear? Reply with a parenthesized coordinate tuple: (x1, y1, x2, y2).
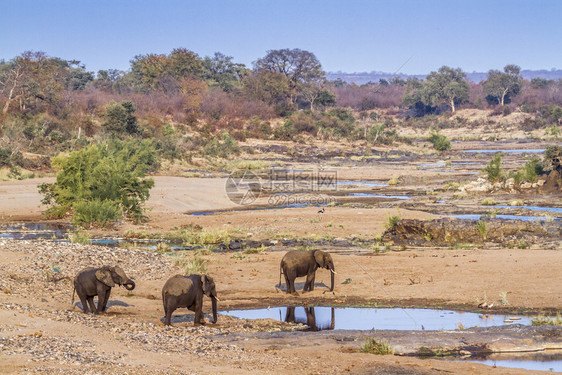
(72, 265, 135, 314)
(161, 274, 218, 326)
(279, 250, 335, 294)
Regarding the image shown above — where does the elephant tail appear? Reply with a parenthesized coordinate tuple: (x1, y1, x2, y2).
(71, 285, 76, 308)
(277, 263, 283, 292)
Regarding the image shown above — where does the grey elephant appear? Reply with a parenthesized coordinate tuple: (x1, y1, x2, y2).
(72, 265, 135, 314)
(161, 274, 218, 326)
(279, 250, 336, 294)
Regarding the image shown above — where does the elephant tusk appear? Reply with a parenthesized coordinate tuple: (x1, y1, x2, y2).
(330, 269, 337, 274)
(214, 296, 221, 302)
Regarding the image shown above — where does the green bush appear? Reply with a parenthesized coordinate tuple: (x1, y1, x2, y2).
(360, 338, 394, 355)
(483, 153, 504, 182)
(512, 157, 544, 184)
(68, 229, 93, 245)
(174, 252, 208, 275)
(532, 313, 562, 326)
(544, 145, 562, 170)
(0, 147, 23, 169)
(72, 199, 122, 227)
(384, 212, 401, 231)
(427, 130, 451, 151)
(39, 139, 157, 224)
(202, 132, 240, 158)
(102, 101, 140, 136)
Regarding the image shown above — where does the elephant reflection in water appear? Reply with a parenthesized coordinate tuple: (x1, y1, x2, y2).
(284, 306, 335, 331)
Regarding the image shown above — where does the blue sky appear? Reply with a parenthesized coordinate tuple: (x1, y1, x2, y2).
(1, 0, 561, 74)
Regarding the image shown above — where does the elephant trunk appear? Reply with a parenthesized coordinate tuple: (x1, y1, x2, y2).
(211, 295, 218, 324)
(330, 266, 335, 292)
(124, 280, 136, 291)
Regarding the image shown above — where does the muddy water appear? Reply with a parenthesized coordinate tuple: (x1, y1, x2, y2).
(464, 149, 545, 153)
(455, 351, 562, 372)
(448, 214, 561, 221)
(220, 306, 531, 331)
(491, 205, 562, 214)
(0, 223, 72, 240)
(346, 193, 412, 199)
(0, 223, 195, 251)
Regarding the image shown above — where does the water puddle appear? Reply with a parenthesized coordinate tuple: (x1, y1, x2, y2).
(0, 223, 195, 251)
(490, 205, 562, 214)
(190, 203, 313, 216)
(0, 223, 72, 241)
(455, 351, 562, 373)
(337, 180, 387, 188)
(448, 214, 560, 221)
(346, 193, 412, 199)
(219, 306, 531, 331)
(464, 149, 544, 154)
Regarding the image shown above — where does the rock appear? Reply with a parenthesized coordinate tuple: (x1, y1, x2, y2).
(541, 170, 562, 193)
(228, 241, 244, 251)
(382, 218, 561, 247)
(459, 178, 493, 193)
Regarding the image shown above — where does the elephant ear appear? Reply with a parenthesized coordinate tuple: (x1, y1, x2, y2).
(200, 275, 208, 295)
(314, 251, 326, 268)
(201, 275, 213, 297)
(95, 266, 115, 287)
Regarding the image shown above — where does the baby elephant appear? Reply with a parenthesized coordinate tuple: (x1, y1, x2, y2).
(72, 265, 135, 314)
(279, 250, 336, 294)
(162, 274, 218, 326)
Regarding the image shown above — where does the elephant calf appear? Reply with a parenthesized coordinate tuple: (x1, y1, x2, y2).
(72, 265, 135, 314)
(279, 250, 336, 294)
(161, 274, 218, 326)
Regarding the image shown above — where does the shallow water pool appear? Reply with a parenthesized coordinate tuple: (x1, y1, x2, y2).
(219, 306, 531, 331)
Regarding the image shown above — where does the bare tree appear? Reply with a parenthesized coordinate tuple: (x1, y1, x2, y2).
(0, 62, 24, 115)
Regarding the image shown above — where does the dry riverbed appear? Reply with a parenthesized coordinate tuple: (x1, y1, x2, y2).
(1, 238, 561, 374)
(1, 138, 562, 374)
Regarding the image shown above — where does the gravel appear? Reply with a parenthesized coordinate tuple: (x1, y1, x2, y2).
(0, 239, 304, 374)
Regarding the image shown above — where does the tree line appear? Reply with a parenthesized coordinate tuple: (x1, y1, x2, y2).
(1, 48, 561, 159)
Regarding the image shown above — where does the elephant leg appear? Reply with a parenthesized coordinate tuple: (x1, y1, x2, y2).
(309, 273, 316, 291)
(101, 287, 112, 312)
(285, 272, 297, 294)
(95, 289, 106, 314)
(304, 272, 315, 292)
(78, 293, 90, 313)
(164, 303, 173, 326)
(194, 297, 205, 325)
(283, 273, 291, 294)
(86, 297, 96, 314)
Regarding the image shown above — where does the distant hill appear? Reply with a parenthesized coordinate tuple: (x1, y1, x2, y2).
(326, 69, 562, 85)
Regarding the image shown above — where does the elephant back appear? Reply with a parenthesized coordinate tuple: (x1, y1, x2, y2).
(162, 274, 194, 296)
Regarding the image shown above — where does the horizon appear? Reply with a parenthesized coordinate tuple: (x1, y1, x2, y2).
(1, 0, 561, 75)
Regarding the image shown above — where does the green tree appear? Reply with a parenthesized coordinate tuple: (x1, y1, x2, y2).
(66, 63, 94, 90)
(483, 64, 522, 106)
(483, 153, 505, 182)
(242, 70, 292, 114)
(422, 66, 470, 113)
(129, 48, 204, 92)
(402, 78, 433, 116)
(102, 101, 139, 135)
(427, 129, 451, 151)
(254, 48, 325, 104)
(39, 140, 158, 224)
(202, 52, 247, 92)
